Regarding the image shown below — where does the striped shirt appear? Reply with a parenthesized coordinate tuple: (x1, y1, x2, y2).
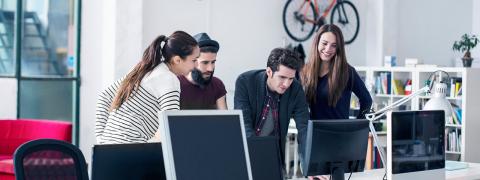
(95, 63, 180, 144)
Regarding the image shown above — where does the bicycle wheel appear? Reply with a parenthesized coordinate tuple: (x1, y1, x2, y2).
(283, 0, 318, 42)
(330, 1, 359, 44)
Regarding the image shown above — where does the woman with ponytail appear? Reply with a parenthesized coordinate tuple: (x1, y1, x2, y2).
(96, 31, 199, 144)
(301, 24, 372, 121)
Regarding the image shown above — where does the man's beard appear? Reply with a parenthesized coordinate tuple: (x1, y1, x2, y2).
(191, 68, 214, 88)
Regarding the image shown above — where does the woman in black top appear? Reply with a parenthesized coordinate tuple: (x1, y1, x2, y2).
(300, 24, 372, 120)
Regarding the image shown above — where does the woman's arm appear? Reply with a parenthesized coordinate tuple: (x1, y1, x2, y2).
(351, 68, 373, 119)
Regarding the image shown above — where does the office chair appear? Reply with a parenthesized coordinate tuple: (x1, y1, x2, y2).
(13, 139, 88, 180)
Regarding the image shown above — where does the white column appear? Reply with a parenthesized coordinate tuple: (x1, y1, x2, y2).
(80, 0, 144, 167)
(382, 0, 398, 65)
(365, 0, 384, 66)
(472, 0, 480, 59)
(114, 0, 143, 78)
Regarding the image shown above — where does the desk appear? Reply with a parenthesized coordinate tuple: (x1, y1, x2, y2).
(290, 163, 480, 180)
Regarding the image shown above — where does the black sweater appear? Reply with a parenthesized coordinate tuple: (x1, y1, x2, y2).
(309, 66, 372, 120)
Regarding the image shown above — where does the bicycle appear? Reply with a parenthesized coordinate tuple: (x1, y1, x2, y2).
(282, 0, 360, 44)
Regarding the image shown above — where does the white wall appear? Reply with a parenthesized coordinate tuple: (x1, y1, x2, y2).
(0, 78, 17, 118)
(365, 0, 384, 66)
(395, 0, 472, 66)
(472, 0, 480, 60)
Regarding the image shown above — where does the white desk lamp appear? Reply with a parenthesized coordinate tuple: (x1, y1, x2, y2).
(365, 70, 453, 170)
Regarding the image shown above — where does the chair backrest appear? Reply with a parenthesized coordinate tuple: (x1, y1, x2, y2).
(13, 139, 88, 180)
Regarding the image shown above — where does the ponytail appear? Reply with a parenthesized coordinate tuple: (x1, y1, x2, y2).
(110, 31, 197, 111)
(109, 35, 168, 111)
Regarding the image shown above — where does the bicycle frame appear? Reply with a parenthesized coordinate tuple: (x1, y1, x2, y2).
(296, 0, 346, 25)
(315, 0, 337, 19)
(283, 0, 359, 43)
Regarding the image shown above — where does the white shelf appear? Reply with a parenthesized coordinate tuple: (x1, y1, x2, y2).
(355, 66, 480, 163)
(446, 124, 462, 128)
(446, 151, 462, 155)
(375, 94, 391, 97)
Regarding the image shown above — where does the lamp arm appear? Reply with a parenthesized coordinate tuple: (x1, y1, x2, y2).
(365, 86, 430, 121)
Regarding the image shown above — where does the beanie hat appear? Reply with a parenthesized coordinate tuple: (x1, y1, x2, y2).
(193, 33, 219, 52)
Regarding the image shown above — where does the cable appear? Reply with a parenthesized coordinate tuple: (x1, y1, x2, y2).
(347, 171, 353, 180)
(382, 172, 387, 180)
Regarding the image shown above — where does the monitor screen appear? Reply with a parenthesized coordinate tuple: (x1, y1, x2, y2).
(301, 119, 369, 179)
(159, 110, 252, 180)
(390, 110, 445, 174)
(247, 136, 283, 180)
(91, 143, 166, 180)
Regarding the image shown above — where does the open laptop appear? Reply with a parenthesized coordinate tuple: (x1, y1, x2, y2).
(247, 136, 284, 180)
(91, 143, 166, 180)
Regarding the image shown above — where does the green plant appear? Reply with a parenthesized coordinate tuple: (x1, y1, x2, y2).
(453, 34, 479, 59)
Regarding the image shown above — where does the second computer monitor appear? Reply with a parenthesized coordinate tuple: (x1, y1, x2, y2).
(387, 110, 445, 180)
(301, 119, 369, 180)
(159, 110, 252, 180)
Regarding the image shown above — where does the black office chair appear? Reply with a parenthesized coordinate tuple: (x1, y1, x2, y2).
(13, 139, 88, 180)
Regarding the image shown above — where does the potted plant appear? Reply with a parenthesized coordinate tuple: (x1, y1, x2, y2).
(453, 33, 479, 67)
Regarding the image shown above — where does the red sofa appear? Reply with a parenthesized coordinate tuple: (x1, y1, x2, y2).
(0, 119, 72, 180)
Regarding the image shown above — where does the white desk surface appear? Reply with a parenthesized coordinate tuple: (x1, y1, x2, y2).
(292, 162, 480, 180)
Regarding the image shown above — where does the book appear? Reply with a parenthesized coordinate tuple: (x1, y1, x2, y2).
(455, 108, 462, 125)
(450, 78, 456, 97)
(365, 134, 372, 169)
(392, 79, 405, 95)
(455, 80, 462, 97)
(451, 111, 459, 125)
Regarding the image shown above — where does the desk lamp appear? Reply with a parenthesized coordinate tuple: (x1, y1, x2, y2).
(365, 70, 453, 170)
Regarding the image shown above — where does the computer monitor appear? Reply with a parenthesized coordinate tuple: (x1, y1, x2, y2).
(247, 136, 284, 180)
(387, 110, 445, 180)
(159, 110, 252, 180)
(91, 143, 166, 180)
(301, 119, 369, 180)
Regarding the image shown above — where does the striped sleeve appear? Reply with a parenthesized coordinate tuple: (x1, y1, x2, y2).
(158, 90, 180, 111)
(95, 79, 121, 141)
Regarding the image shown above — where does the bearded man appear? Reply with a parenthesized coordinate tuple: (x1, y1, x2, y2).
(178, 32, 227, 109)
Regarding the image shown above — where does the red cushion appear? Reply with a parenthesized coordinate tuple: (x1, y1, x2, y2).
(0, 119, 72, 155)
(0, 159, 14, 174)
(0, 174, 15, 180)
(0, 155, 12, 161)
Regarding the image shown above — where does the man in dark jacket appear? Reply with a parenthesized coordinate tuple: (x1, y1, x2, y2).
(234, 47, 309, 167)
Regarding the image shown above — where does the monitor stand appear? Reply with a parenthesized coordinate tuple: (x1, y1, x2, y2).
(331, 162, 345, 180)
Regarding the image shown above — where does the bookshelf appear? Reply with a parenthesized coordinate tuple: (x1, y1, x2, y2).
(354, 66, 480, 164)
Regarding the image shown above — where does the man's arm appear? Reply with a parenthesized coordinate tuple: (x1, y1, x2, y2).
(291, 85, 310, 157)
(216, 95, 228, 110)
(234, 74, 255, 137)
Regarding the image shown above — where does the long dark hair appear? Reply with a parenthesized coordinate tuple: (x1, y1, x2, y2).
(110, 31, 197, 111)
(301, 24, 349, 106)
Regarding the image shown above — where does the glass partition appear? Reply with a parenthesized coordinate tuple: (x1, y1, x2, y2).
(0, 0, 16, 76)
(22, 0, 76, 77)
